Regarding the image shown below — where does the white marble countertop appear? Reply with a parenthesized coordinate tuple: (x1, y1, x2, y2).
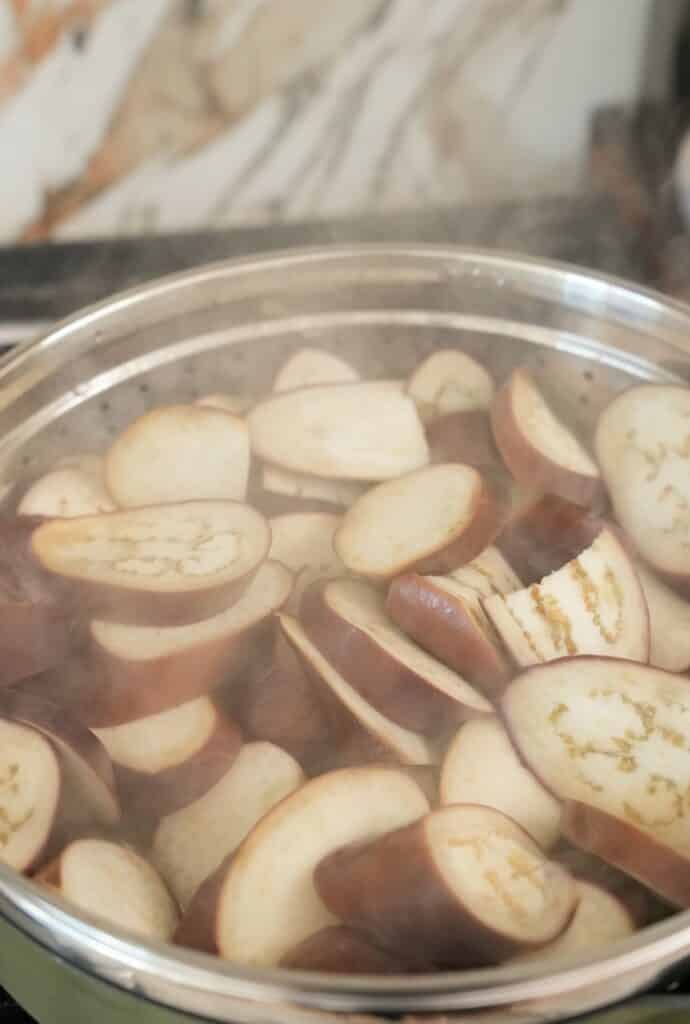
(0, 0, 674, 245)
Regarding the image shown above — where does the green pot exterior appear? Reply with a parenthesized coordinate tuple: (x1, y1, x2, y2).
(0, 913, 688, 1024)
(0, 915, 199, 1024)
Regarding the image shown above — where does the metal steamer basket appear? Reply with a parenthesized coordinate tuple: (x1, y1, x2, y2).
(0, 247, 690, 1024)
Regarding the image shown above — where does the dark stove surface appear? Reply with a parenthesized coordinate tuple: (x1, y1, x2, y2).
(0, 993, 31, 1023)
(0, 194, 644, 326)
(0, 196, 685, 1023)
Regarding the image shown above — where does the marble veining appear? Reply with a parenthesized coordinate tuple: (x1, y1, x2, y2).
(0, 0, 664, 243)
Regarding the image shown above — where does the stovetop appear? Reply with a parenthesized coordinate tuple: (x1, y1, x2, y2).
(0, 193, 645, 327)
(0, 195, 683, 1022)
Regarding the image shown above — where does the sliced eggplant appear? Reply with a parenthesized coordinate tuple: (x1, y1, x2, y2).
(496, 493, 604, 585)
(195, 394, 254, 416)
(55, 453, 106, 478)
(426, 409, 499, 471)
(440, 718, 561, 850)
(0, 719, 62, 872)
(260, 352, 363, 509)
(38, 839, 179, 940)
(561, 801, 690, 910)
(512, 880, 635, 962)
(484, 528, 649, 666)
(386, 574, 511, 698)
(302, 578, 491, 736)
(335, 464, 503, 579)
(279, 614, 436, 766)
(595, 384, 690, 592)
(281, 926, 413, 974)
(106, 404, 251, 506)
(272, 348, 359, 392)
(262, 466, 364, 510)
(152, 741, 303, 909)
(0, 691, 120, 829)
(18, 468, 116, 518)
(449, 545, 523, 598)
(94, 698, 242, 820)
(635, 561, 690, 672)
(0, 700, 122, 874)
(553, 845, 661, 929)
(89, 560, 292, 723)
(235, 631, 334, 771)
(175, 766, 428, 963)
(491, 368, 603, 507)
(407, 349, 494, 422)
(315, 804, 577, 967)
(269, 512, 344, 612)
(248, 382, 429, 481)
(31, 501, 270, 626)
(503, 657, 690, 906)
(0, 517, 77, 686)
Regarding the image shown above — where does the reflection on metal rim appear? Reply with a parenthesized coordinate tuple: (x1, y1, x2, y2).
(0, 321, 50, 347)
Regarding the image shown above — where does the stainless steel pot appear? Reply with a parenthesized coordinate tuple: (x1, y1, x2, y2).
(1, 246, 690, 1024)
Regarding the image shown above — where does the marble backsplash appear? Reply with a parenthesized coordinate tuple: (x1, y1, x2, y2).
(0, 0, 678, 244)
